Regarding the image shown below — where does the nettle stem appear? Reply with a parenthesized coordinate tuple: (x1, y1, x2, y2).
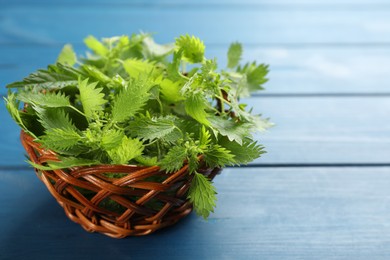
(68, 105, 86, 117)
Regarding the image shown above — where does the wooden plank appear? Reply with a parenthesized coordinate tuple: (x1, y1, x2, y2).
(1, 7, 390, 45)
(248, 96, 390, 164)
(2, 46, 390, 94)
(1, 0, 390, 6)
(2, 167, 390, 258)
(1, 97, 389, 167)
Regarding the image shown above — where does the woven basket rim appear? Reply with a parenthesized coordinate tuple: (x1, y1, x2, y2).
(19, 130, 221, 238)
(21, 129, 209, 170)
(20, 130, 167, 170)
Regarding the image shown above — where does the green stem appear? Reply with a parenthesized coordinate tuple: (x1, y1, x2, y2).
(157, 141, 162, 160)
(215, 90, 232, 114)
(181, 61, 187, 74)
(67, 105, 87, 117)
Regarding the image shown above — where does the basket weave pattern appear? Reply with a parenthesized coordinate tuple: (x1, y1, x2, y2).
(21, 131, 221, 238)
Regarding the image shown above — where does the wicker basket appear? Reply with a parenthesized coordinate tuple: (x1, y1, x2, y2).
(20, 131, 221, 238)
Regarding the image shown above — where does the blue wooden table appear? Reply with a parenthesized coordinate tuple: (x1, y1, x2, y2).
(1, 0, 390, 259)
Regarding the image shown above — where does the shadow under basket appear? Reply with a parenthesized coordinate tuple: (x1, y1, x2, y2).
(20, 131, 221, 238)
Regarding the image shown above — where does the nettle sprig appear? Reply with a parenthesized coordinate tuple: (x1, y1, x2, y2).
(4, 33, 272, 218)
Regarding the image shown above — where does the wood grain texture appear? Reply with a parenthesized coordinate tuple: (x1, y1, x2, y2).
(1, 97, 389, 166)
(2, 46, 390, 94)
(1, 0, 390, 6)
(1, 7, 390, 45)
(1, 167, 390, 259)
(1, 0, 389, 257)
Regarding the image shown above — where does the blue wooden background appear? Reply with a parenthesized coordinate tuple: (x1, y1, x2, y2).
(1, 0, 390, 259)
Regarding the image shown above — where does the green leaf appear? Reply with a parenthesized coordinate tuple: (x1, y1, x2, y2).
(142, 35, 174, 59)
(84, 35, 109, 57)
(198, 126, 211, 150)
(201, 59, 217, 76)
(159, 145, 187, 173)
(100, 129, 125, 151)
(82, 65, 112, 83)
(17, 91, 70, 108)
(227, 42, 242, 69)
(219, 137, 265, 165)
(40, 128, 81, 151)
(251, 114, 274, 132)
(6, 63, 81, 90)
(107, 136, 144, 164)
(111, 79, 150, 122)
(78, 78, 107, 119)
(209, 115, 252, 145)
(122, 58, 157, 79)
(28, 157, 101, 170)
(204, 144, 235, 168)
(237, 62, 269, 92)
(4, 93, 35, 137)
(135, 155, 158, 166)
(127, 115, 182, 142)
(188, 172, 217, 219)
(34, 106, 76, 131)
(184, 92, 210, 126)
(187, 150, 200, 174)
(158, 77, 184, 103)
(175, 34, 205, 63)
(57, 44, 77, 66)
(166, 49, 183, 80)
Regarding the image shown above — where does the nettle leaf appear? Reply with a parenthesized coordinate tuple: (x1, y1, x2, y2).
(158, 77, 184, 103)
(251, 114, 274, 132)
(184, 92, 210, 126)
(204, 144, 235, 168)
(82, 65, 112, 83)
(209, 115, 252, 145)
(78, 78, 107, 119)
(122, 58, 158, 79)
(142, 36, 174, 59)
(175, 34, 205, 63)
(6, 63, 81, 90)
(4, 93, 34, 136)
(225, 93, 273, 132)
(135, 155, 158, 166)
(187, 150, 200, 174)
(227, 42, 242, 69)
(166, 49, 183, 80)
(111, 79, 150, 122)
(159, 145, 187, 173)
(29, 157, 101, 170)
(40, 128, 81, 151)
(128, 115, 182, 142)
(108, 136, 144, 164)
(34, 106, 76, 131)
(57, 44, 77, 66)
(237, 62, 269, 92)
(219, 137, 265, 165)
(84, 35, 109, 57)
(17, 91, 70, 108)
(100, 129, 125, 151)
(199, 126, 211, 150)
(188, 172, 217, 219)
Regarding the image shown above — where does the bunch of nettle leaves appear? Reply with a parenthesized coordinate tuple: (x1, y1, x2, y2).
(5, 33, 271, 218)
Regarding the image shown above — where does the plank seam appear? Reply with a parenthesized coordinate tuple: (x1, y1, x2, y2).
(2, 3, 390, 10)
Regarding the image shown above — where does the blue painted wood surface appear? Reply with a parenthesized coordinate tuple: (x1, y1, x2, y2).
(2, 167, 390, 259)
(1, 8, 390, 45)
(1, 0, 390, 258)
